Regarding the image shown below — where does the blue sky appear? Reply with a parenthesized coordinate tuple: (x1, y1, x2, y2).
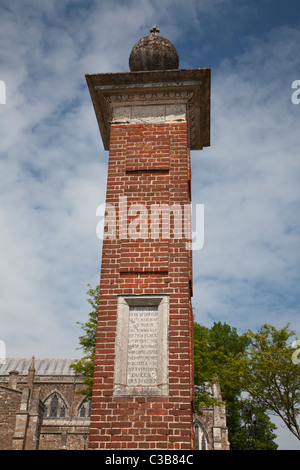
(0, 0, 299, 449)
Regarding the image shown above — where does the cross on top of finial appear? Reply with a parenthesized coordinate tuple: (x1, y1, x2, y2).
(150, 25, 160, 35)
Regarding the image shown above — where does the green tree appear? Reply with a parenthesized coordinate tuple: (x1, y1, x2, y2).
(70, 284, 99, 399)
(237, 324, 300, 441)
(193, 321, 249, 405)
(228, 400, 278, 450)
(194, 321, 278, 449)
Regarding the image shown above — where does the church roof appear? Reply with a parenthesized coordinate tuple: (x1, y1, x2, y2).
(0, 358, 76, 376)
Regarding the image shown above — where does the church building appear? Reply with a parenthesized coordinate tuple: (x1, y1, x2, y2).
(0, 357, 229, 450)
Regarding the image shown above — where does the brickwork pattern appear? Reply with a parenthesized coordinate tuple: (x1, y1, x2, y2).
(89, 122, 195, 450)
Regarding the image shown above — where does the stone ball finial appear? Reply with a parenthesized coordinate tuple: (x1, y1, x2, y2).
(129, 26, 179, 72)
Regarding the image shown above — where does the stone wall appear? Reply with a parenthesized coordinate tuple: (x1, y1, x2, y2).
(193, 383, 230, 450)
(0, 385, 22, 450)
(0, 358, 89, 450)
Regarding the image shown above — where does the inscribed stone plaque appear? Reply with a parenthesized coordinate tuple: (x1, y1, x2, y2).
(127, 306, 158, 386)
(113, 295, 169, 396)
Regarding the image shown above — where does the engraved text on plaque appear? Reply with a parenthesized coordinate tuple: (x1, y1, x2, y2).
(114, 296, 168, 396)
(127, 306, 158, 386)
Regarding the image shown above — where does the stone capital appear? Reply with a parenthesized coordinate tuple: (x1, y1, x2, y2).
(86, 68, 210, 151)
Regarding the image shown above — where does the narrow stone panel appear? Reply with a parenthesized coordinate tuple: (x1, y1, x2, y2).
(114, 296, 168, 397)
(127, 306, 158, 386)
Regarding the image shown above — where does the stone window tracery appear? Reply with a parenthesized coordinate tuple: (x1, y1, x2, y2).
(78, 400, 91, 418)
(43, 392, 68, 418)
(194, 420, 208, 450)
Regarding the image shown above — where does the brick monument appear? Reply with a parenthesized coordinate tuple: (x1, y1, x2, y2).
(86, 26, 210, 450)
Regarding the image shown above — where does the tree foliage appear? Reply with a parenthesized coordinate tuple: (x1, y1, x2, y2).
(193, 320, 278, 449)
(70, 284, 99, 399)
(236, 324, 300, 441)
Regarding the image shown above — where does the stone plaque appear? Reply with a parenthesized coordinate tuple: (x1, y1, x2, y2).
(114, 296, 169, 396)
(127, 306, 158, 387)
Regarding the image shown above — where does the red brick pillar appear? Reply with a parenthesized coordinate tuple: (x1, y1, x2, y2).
(86, 66, 210, 450)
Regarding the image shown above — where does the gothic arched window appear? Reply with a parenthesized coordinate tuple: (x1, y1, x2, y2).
(60, 404, 66, 418)
(194, 423, 199, 450)
(43, 393, 68, 418)
(50, 394, 58, 417)
(78, 400, 91, 418)
(194, 420, 208, 450)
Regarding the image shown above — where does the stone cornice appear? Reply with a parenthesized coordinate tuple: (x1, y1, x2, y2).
(86, 68, 210, 151)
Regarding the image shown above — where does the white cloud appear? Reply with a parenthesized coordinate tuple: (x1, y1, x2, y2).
(192, 24, 300, 339)
(0, 0, 299, 450)
(0, 1, 299, 374)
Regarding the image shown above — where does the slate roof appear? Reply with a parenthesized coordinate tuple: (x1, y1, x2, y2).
(0, 358, 76, 376)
